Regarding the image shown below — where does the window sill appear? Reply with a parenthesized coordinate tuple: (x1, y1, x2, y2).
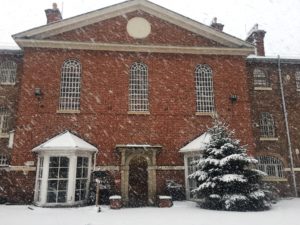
(262, 176, 287, 182)
(0, 83, 16, 86)
(127, 111, 150, 115)
(0, 133, 9, 138)
(195, 112, 215, 117)
(297, 89, 300, 92)
(254, 87, 272, 91)
(259, 137, 278, 141)
(56, 110, 80, 114)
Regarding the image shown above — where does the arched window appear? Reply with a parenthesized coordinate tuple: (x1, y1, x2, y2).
(259, 112, 275, 137)
(256, 156, 284, 177)
(253, 68, 269, 87)
(0, 60, 17, 85)
(59, 59, 81, 111)
(195, 65, 214, 113)
(295, 71, 300, 90)
(129, 62, 149, 112)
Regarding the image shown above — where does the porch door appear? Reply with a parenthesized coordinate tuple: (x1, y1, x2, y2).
(128, 156, 148, 207)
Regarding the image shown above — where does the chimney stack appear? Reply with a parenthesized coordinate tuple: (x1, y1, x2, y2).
(45, 3, 62, 24)
(210, 17, 224, 32)
(246, 24, 266, 56)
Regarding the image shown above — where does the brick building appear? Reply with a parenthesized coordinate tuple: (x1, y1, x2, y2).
(0, 0, 298, 206)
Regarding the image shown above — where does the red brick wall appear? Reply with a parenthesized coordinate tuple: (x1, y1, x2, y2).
(12, 48, 254, 167)
(0, 170, 35, 203)
(0, 52, 22, 161)
(49, 11, 224, 48)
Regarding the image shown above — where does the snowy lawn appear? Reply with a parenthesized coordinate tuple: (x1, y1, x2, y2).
(1, 199, 299, 225)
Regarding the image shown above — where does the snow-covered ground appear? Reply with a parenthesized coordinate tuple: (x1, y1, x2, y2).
(0, 199, 299, 225)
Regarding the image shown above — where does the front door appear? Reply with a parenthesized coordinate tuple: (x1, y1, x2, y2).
(128, 156, 148, 207)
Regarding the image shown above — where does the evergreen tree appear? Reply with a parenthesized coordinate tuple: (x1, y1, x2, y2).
(190, 120, 271, 211)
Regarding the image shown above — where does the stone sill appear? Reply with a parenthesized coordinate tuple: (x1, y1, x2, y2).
(195, 112, 215, 117)
(127, 111, 150, 115)
(284, 168, 300, 172)
(259, 137, 278, 141)
(254, 87, 272, 91)
(56, 110, 80, 114)
(0, 83, 16, 86)
(262, 177, 287, 182)
(0, 133, 9, 138)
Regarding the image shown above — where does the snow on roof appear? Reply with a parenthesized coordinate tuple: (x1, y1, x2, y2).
(32, 131, 98, 152)
(247, 54, 300, 60)
(247, 54, 300, 64)
(179, 132, 211, 153)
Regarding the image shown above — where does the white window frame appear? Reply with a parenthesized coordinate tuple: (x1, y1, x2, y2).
(59, 59, 81, 112)
(0, 107, 10, 136)
(184, 153, 201, 201)
(129, 62, 149, 112)
(0, 154, 8, 166)
(47, 156, 70, 203)
(253, 68, 269, 87)
(295, 71, 300, 90)
(257, 156, 284, 178)
(0, 60, 17, 85)
(34, 153, 92, 207)
(195, 65, 215, 113)
(259, 112, 275, 138)
(75, 157, 89, 202)
(36, 157, 44, 202)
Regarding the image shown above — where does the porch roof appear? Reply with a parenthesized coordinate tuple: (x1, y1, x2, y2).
(32, 131, 98, 152)
(179, 132, 211, 153)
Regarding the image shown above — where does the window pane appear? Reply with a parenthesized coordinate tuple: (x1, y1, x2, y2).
(58, 180, 68, 190)
(48, 180, 58, 192)
(83, 158, 89, 167)
(59, 168, 69, 178)
(77, 157, 83, 167)
(48, 168, 58, 178)
(60, 157, 69, 167)
(57, 191, 67, 203)
(47, 192, 56, 203)
(49, 157, 59, 167)
(76, 168, 82, 178)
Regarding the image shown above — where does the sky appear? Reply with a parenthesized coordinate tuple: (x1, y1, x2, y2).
(1, 0, 300, 56)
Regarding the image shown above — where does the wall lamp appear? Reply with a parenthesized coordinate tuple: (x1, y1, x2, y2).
(229, 95, 238, 103)
(34, 88, 43, 99)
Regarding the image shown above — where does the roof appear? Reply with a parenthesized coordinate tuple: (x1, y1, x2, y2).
(13, 0, 253, 50)
(32, 131, 98, 152)
(247, 55, 300, 64)
(179, 132, 211, 153)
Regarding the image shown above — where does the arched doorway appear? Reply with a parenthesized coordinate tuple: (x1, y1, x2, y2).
(128, 156, 148, 207)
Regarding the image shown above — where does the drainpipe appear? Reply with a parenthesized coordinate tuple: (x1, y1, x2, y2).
(277, 55, 298, 197)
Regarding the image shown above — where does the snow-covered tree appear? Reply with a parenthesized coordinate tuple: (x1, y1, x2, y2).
(190, 120, 271, 211)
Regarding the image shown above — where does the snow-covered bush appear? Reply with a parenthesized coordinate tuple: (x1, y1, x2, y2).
(190, 120, 272, 211)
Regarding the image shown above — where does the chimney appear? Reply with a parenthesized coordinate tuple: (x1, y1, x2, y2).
(210, 17, 224, 32)
(45, 3, 62, 24)
(246, 24, 266, 56)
